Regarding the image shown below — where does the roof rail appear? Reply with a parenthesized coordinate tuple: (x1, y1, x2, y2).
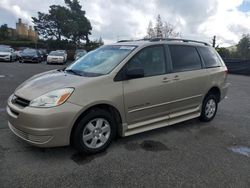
(117, 38, 210, 46)
(147, 38, 210, 46)
(117, 40, 135, 43)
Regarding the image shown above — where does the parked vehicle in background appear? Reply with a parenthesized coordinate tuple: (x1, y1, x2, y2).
(15, 50, 23, 61)
(7, 38, 229, 154)
(0, 46, 17, 62)
(56, 50, 67, 62)
(19, 48, 42, 63)
(47, 51, 67, 64)
(39, 49, 48, 61)
(74, 50, 87, 60)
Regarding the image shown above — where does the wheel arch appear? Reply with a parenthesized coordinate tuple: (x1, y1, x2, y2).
(70, 103, 123, 145)
(205, 86, 221, 102)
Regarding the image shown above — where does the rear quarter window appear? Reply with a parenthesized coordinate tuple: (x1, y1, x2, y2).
(198, 47, 222, 68)
(169, 45, 202, 72)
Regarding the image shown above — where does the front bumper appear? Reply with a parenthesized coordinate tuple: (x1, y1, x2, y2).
(47, 58, 64, 64)
(7, 96, 82, 147)
(0, 55, 10, 61)
(20, 57, 39, 62)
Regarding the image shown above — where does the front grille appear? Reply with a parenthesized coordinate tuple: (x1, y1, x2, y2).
(12, 96, 30, 107)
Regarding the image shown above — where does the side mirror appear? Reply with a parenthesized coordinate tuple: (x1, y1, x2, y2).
(126, 68, 144, 79)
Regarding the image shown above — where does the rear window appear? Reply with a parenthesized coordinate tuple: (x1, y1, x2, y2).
(199, 47, 221, 68)
(169, 45, 202, 72)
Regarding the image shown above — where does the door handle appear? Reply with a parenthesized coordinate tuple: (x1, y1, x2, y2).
(162, 77, 170, 83)
(173, 75, 180, 81)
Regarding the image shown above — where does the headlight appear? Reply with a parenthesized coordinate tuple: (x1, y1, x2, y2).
(30, 88, 74, 108)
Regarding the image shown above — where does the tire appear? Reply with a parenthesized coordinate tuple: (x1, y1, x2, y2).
(72, 108, 116, 154)
(199, 94, 218, 122)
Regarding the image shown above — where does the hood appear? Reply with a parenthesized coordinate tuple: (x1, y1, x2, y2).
(14, 70, 92, 100)
(0, 52, 10, 55)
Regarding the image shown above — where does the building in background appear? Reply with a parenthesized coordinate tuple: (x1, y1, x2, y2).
(7, 18, 38, 42)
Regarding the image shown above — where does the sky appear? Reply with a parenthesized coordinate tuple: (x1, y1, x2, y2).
(0, 0, 250, 47)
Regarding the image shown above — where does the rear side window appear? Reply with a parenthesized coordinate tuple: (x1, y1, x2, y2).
(199, 47, 221, 68)
(169, 45, 202, 72)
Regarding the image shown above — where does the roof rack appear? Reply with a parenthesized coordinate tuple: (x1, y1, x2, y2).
(117, 38, 210, 46)
(147, 38, 210, 46)
(117, 40, 135, 43)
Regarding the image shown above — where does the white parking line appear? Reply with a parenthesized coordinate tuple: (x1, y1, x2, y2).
(0, 75, 6, 78)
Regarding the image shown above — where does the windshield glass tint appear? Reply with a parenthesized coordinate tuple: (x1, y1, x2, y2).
(66, 45, 136, 76)
(0, 48, 11, 52)
(23, 49, 36, 55)
(49, 51, 64, 56)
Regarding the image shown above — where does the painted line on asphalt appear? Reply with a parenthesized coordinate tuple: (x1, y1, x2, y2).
(229, 146, 250, 157)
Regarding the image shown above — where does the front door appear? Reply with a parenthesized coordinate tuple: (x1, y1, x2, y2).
(123, 45, 171, 124)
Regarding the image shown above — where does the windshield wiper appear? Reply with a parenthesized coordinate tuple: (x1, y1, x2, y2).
(65, 69, 83, 76)
(57, 67, 66, 72)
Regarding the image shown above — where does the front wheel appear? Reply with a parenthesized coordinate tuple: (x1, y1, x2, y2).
(200, 94, 218, 122)
(72, 109, 116, 154)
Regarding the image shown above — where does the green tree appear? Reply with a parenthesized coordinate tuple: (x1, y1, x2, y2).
(237, 34, 250, 59)
(32, 0, 92, 45)
(0, 24, 9, 40)
(216, 47, 230, 58)
(146, 21, 155, 38)
(162, 21, 181, 38)
(64, 0, 92, 45)
(32, 6, 68, 41)
(145, 14, 180, 39)
(155, 14, 163, 38)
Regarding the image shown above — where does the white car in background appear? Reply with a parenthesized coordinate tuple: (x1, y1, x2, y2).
(47, 51, 67, 64)
(56, 50, 67, 61)
(0, 47, 17, 62)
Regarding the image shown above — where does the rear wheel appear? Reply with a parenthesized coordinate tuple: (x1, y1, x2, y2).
(72, 109, 116, 154)
(200, 94, 218, 122)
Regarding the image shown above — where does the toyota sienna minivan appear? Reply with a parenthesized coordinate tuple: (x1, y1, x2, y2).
(7, 38, 229, 154)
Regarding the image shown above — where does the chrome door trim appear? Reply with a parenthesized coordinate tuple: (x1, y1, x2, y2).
(128, 94, 203, 114)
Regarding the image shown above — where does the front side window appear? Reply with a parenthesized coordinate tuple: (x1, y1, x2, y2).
(126, 45, 166, 77)
(66, 45, 136, 76)
(199, 47, 222, 68)
(169, 45, 202, 72)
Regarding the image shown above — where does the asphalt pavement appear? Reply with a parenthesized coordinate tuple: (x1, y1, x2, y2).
(0, 61, 250, 188)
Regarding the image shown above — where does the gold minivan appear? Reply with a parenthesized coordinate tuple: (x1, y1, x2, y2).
(7, 39, 229, 154)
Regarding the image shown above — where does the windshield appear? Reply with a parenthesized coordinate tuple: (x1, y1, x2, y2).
(0, 48, 11, 52)
(49, 51, 64, 56)
(66, 45, 136, 76)
(23, 49, 37, 55)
